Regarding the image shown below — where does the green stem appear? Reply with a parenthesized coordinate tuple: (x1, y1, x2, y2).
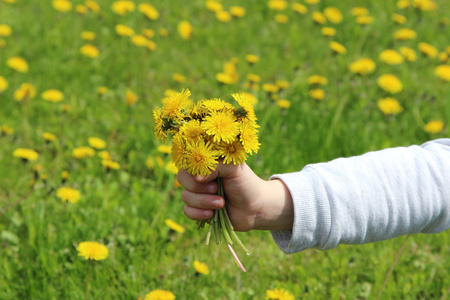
(219, 208, 233, 245)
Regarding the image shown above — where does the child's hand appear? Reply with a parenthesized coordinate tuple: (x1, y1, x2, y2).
(177, 162, 294, 232)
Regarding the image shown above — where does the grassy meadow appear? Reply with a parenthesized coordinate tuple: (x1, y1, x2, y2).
(1, 0, 450, 299)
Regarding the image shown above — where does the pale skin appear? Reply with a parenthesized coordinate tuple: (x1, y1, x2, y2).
(177, 162, 294, 232)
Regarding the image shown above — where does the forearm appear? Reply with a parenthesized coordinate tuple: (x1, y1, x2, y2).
(270, 139, 450, 253)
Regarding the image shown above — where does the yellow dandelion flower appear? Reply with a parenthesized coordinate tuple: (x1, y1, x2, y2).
(266, 288, 295, 300)
(275, 14, 289, 24)
(77, 241, 109, 261)
(130, 34, 149, 47)
(42, 89, 64, 103)
(391, 13, 407, 24)
(323, 7, 343, 24)
(181, 120, 204, 142)
(418, 42, 438, 58)
(98, 151, 112, 160)
(277, 99, 291, 109)
(159, 28, 169, 37)
(239, 120, 260, 154)
(218, 140, 248, 165)
(165, 219, 185, 233)
(147, 40, 157, 52)
(80, 44, 99, 58)
(115, 24, 135, 37)
(7, 56, 28, 72)
(81, 31, 96, 41)
(276, 80, 290, 90)
(145, 290, 175, 300)
(434, 65, 450, 81)
(351, 7, 369, 16)
(216, 73, 234, 84)
(138, 3, 159, 20)
(397, 0, 410, 9)
(246, 54, 260, 64)
(162, 89, 191, 120)
(377, 74, 403, 94)
(43, 132, 57, 142)
(206, 0, 223, 12)
(111, 0, 135, 15)
(0, 24, 12, 37)
(52, 0, 72, 12)
(399, 47, 417, 61)
(72, 147, 95, 159)
(424, 120, 444, 134)
(201, 111, 239, 144)
(178, 21, 193, 40)
(145, 157, 155, 170)
(307, 75, 328, 85)
(193, 260, 210, 275)
(306, 0, 320, 4)
(88, 137, 106, 150)
(153, 108, 167, 141)
(248, 73, 261, 83)
(329, 41, 347, 54)
(268, 0, 288, 11)
(126, 90, 138, 105)
(394, 28, 416, 40)
(309, 88, 325, 101)
(102, 159, 120, 170)
(172, 73, 186, 83)
(86, 0, 100, 13)
(171, 133, 187, 169)
(143, 29, 155, 39)
(165, 161, 178, 174)
(14, 83, 36, 101)
(348, 58, 376, 75)
(13, 148, 39, 161)
(56, 187, 81, 203)
(97, 86, 108, 95)
(312, 11, 326, 24)
(377, 97, 403, 115)
(321, 27, 336, 37)
(216, 10, 231, 22)
(413, 0, 436, 11)
(185, 140, 218, 176)
(230, 6, 245, 17)
(62, 170, 70, 181)
(379, 49, 404, 65)
(439, 52, 448, 62)
(292, 3, 307, 14)
(262, 83, 279, 93)
(232, 93, 258, 124)
(157, 145, 171, 154)
(0, 76, 8, 92)
(1, 125, 14, 135)
(76, 4, 88, 14)
(356, 15, 374, 25)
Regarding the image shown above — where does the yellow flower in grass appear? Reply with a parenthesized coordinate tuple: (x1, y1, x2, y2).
(216, 73, 234, 84)
(276, 80, 290, 90)
(202, 111, 240, 144)
(86, 1, 100, 13)
(400, 47, 417, 61)
(193, 260, 210, 275)
(0, 76, 8, 92)
(329, 41, 346, 54)
(1, 125, 14, 135)
(239, 120, 260, 154)
(111, 0, 135, 15)
(72, 147, 95, 159)
(81, 31, 96, 41)
(274, 14, 288, 24)
(324, 7, 343, 24)
(307, 75, 328, 85)
(218, 140, 248, 165)
(246, 54, 260, 64)
(13, 148, 39, 161)
(292, 3, 307, 14)
(248, 73, 261, 83)
(143, 29, 155, 39)
(268, 0, 288, 11)
(88, 137, 106, 150)
(392, 13, 407, 24)
(230, 6, 245, 17)
(439, 52, 448, 62)
(0, 38, 6, 48)
(43, 132, 57, 142)
(42, 89, 64, 103)
(379, 49, 404, 65)
(397, 0, 410, 9)
(262, 83, 279, 94)
(76, 4, 88, 14)
(309, 88, 325, 101)
(171, 133, 187, 169)
(165, 219, 185, 233)
(165, 162, 178, 174)
(185, 140, 218, 176)
(418, 42, 438, 58)
(139, 3, 159, 20)
(102, 159, 120, 170)
(61, 171, 70, 181)
(394, 28, 416, 40)
(161, 89, 191, 120)
(216, 10, 231, 22)
(377, 97, 403, 115)
(266, 288, 295, 300)
(356, 15, 374, 25)
(0, 24, 12, 36)
(7, 57, 28, 72)
(97, 86, 108, 95)
(126, 90, 138, 105)
(14, 83, 36, 101)
(157, 145, 171, 154)
(277, 99, 291, 109)
(424, 120, 444, 134)
(172, 73, 186, 83)
(434, 65, 450, 81)
(206, 0, 222, 12)
(351, 7, 369, 16)
(98, 150, 112, 160)
(321, 27, 336, 37)
(56, 187, 81, 203)
(77, 241, 108, 261)
(115, 24, 134, 37)
(377, 74, 403, 94)
(2, 0, 16, 3)
(130, 34, 149, 47)
(413, 0, 436, 11)
(306, 0, 320, 4)
(178, 21, 193, 40)
(349, 58, 376, 75)
(312, 11, 326, 24)
(53, 0, 72, 12)
(145, 290, 175, 300)
(80, 44, 99, 58)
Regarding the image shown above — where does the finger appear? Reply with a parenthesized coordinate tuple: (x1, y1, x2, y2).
(181, 189, 224, 209)
(177, 169, 217, 193)
(197, 162, 248, 183)
(183, 205, 214, 221)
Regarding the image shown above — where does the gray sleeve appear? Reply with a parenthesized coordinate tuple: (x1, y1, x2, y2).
(270, 139, 450, 254)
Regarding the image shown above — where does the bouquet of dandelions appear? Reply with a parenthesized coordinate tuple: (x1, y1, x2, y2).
(153, 89, 260, 272)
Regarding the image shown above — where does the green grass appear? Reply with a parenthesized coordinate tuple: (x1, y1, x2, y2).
(1, 0, 449, 299)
